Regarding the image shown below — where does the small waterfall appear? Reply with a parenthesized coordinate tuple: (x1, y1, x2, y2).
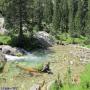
(5, 54, 48, 61)
(5, 50, 49, 63)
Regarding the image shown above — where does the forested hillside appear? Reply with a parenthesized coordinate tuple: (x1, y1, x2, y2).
(0, 0, 90, 48)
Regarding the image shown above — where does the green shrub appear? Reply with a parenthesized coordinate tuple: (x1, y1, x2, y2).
(84, 38, 90, 45)
(55, 33, 68, 41)
(55, 33, 87, 45)
(0, 35, 11, 45)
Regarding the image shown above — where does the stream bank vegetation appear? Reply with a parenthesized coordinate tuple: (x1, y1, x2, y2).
(50, 63, 90, 90)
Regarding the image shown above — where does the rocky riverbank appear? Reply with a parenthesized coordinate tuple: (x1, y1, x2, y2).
(0, 45, 29, 56)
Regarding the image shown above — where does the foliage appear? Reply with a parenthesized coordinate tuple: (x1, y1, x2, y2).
(0, 35, 11, 45)
(9, 34, 32, 50)
(52, 0, 62, 35)
(0, 0, 90, 47)
(43, 0, 53, 24)
(55, 33, 87, 45)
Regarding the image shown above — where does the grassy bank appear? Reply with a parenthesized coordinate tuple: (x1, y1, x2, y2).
(50, 64, 90, 90)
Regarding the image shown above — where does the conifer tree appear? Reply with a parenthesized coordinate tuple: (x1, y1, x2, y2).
(53, 0, 62, 35)
(74, 0, 82, 36)
(69, 0, 79, 37)
(43, 0, 53, 24)
(60, 0, 69, 33)
(33, 0, 43, 31)
(80, 0, 88, 36)
(5, 0, 33, 47)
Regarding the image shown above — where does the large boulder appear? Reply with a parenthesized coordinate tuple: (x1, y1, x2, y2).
(34, 31, 55, 48)
(0, 45, 28, 56)
(0, 45, 13, 55)
(0, 52, 6, 72)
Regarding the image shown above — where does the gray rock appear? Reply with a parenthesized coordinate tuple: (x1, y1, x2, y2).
(0, 45, 28, 56)
(34, 31, 55, 48)
(1, 45, 12, 54)
(29, 84, 40, 90)
(0, 52, 7, 72)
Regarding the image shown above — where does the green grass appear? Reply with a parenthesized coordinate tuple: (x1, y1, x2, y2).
(80, 64, 90, 89)
(50, 64, 90, 90)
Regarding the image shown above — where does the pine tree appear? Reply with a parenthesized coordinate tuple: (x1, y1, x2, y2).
(60, 0, 69, 33)
(53, 0, 62, 35)
(69, 0, 79, 37)
(74, 0, 82, 36)
(85, 0, 90, 42)
(43, 0, 53, 24)
(80, 0, 88, 36)
(33, 0, 43, 31)
(5, 0, 32, 47)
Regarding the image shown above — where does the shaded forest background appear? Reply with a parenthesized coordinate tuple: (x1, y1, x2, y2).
(0, 0, 90, 48)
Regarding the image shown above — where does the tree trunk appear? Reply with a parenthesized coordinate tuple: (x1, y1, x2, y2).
(17, 0, 24, 47)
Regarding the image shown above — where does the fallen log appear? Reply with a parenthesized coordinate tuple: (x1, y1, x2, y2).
(16, 63, 52, 75)
(16, 64, 39, 73)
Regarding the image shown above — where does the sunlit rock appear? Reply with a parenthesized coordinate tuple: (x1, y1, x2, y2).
(0, 14, 4, 28)
(0, 14, 9, 35)
(34, 31, 55, 48)
(0, 45, 28, 56)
